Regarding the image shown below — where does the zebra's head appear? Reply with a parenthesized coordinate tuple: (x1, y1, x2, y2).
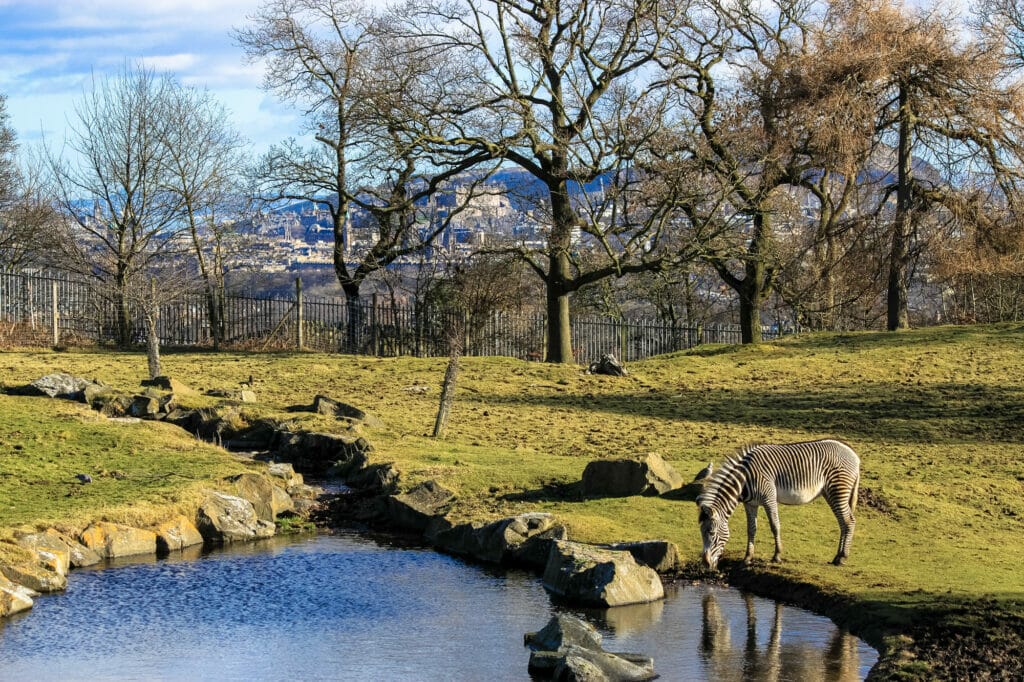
(698, 504, 729, 571)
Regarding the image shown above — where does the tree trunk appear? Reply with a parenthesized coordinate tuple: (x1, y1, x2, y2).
(115, 264, 132, 349)
(342, 282, 363, 353)
(545, 181, 576, 363)
(145, 280, 161, 379)
(738, 264, 764, 345)
(888, 85, 913, 332)
(433, 341, 461, 438)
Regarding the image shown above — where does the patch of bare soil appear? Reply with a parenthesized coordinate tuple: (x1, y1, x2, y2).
(900, 601, 1024, 681)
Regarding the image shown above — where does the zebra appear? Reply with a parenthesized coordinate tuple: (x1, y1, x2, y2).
(697, 439, 860, 570)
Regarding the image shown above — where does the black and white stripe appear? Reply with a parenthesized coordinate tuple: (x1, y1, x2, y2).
(697, 439, 861, 569)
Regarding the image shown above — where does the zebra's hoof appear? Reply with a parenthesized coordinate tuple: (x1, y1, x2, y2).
(831, 556, 846, 566)
(771, 556, 782, 564)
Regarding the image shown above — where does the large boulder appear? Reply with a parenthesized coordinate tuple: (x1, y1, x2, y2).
(542, 541, 664, 607)
(153, 516, 205, 553)
(345, 462, 401, 494)
(581, 453, 684, 498)
(601, 540, 681, 573)
(227, 473, 295, 522)
(80, 522, 157, 559)
(196, 492, 276, 543)
(9, 373, 94, 400)
(433, 513, 567, 569)
(0, 560, 67, 593)
(16, 532, 72, 576)
(525, 614, 656, 681)
(385, 480, 455, 532)
(0, 575, 35, 618)
(274, 431, 373, 476)
(33, 529, 101, 568)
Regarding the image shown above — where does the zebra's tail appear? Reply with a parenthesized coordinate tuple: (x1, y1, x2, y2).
(850, 472, 860, 512)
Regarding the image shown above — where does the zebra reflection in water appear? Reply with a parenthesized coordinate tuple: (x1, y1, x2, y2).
(700, 589, 863, 681)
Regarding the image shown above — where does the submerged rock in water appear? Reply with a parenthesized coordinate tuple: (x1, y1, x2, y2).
(525, 614, 656, 681)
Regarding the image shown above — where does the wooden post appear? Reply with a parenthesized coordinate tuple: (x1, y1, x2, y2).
(51, 280, 59, 347)
(371, 293, 379, 356)
(295, 276, 304, 350)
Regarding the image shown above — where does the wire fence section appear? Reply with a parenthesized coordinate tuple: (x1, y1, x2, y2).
(0, 270, 781, 363)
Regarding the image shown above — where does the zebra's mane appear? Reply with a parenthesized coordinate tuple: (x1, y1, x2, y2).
(697, 444, 759, 509)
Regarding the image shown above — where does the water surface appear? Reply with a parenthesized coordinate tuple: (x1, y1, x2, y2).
(0, 531, 876, 681)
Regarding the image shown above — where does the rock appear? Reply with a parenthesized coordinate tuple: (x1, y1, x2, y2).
(275, 431, 373, 476)
(83, 382, 113, 405)
(238, 390, 257, 403)
(542, 541, 664, 607)
(153, 516, 204, 553)
(196, 492, 276, 543)
(80, 522, 157, 559)
(313, 394, 366, 420)
(553, 645, 655, 681)
(287, 483, 322, 500)
(0, 560, 67, 593)
(0, 575, 35, 617)
(601, 541, 681, 573)
(16, 532, 71, 576)
(266, 462, 304, 488)
(344, 462, 401, 493)
(140, 376, 194, 394)
(525, 614, 656, 681)
(385, 480, 455, 532)
(525, 613, 604, 652)
(581, 453, 684, 497)
(227, 473, 295, 522)
(659, 462, 713, 501)
(587, 354, 628, 377)
(92, 393, 132, 418)
(9, 373, 94, 400)
(433, 513, 568, 569)
(128, 394, 161, 418)
(38, 529, 101, 568)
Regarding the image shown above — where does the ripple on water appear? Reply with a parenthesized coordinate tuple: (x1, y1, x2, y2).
(0, 532, 876, 681)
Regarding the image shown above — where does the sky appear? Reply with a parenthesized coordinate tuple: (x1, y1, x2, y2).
(0, 0, 975, 165)
(0, 0, 301, 159)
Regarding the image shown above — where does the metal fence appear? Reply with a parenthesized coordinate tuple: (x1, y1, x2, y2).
(0, 269, 780, 363)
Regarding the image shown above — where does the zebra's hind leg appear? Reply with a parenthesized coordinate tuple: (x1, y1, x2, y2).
(765, 500, 783, 563)
(743, 502, 759, 563)
(827, 490, 856, 566)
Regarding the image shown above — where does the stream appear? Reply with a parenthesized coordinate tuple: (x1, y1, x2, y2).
(0, 531, 877, 681)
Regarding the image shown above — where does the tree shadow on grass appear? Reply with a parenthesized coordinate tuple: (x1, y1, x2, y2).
(474, 380, 1024, 445)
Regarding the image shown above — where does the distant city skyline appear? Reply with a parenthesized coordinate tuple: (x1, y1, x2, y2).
(0, 0, 308, 161)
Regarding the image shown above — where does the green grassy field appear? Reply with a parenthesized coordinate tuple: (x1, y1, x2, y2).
(2, 323, 1022, 677)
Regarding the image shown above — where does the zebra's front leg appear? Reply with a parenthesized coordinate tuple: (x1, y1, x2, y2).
(744, 502, 758, 564)
(765, 500, 783, 563)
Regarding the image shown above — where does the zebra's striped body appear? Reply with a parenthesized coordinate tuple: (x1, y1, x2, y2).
(697, 439, 860, 569)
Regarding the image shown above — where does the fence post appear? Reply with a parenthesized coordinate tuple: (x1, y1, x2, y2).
(371, 293, 379, 356)
(51, 280, 59, 347)
(295, 276, 304, 350)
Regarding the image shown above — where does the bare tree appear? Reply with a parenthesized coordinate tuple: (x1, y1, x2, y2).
(239, 0, 496, 351)
(46, 64, 189, 348)
(160, 85, 251, 348)
(0, 95, 60, 269)
(658, 0, 841, 343)
(399, 0, 704, 363)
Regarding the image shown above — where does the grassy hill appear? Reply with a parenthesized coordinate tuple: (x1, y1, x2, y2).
(2, 323, 1022, 678)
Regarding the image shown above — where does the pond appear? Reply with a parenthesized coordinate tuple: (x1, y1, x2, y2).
(0, 531, 876, 681)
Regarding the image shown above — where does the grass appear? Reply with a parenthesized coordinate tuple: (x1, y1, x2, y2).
(2, 324, 1023, 676)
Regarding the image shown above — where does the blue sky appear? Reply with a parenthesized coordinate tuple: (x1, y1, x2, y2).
(0, 0, 300, 157)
